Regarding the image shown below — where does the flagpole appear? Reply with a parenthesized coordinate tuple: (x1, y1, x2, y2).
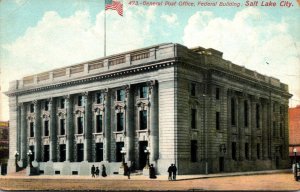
(104, 3, 106, 57)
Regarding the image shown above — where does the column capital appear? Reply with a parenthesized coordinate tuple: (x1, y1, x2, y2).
(63, 94, 71, 100)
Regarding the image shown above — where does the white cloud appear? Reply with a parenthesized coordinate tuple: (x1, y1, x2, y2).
(160, 13, 179, 26)
(183, 8, 300, 107)
(0, 6, 158, 120)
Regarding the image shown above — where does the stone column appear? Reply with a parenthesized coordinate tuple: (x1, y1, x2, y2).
(125, 85, 133, 162)
(84, 92, 92, 162)
(104, 89, 111, 161)
(20, 103, 27, 166)
(65, 95, 73, 162)
(149, 80, 158, 162)
(34, 100, 41, 162)
(49, 98, 56, 161)
(237, 97, 243, 161)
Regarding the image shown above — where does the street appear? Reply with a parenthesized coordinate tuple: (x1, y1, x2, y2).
(0, 172, 300, 191)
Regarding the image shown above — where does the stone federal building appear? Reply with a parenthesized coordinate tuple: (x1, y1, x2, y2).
(5, 43, 291, 175)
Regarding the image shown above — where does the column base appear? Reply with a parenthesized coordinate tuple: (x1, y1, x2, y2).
(143, 167, 150, 176)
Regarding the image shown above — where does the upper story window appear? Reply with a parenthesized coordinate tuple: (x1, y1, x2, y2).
(77, 117, 83, 134)
(190, 83, 196, 96)
(216, 87, 220, 100)
(30, 104, 35, 113)
(139, 110, 147, 130)
(30, 122, 34, 137)
(140, 86, 148, 98)
(117, 112, 124, 131)
(96, 93, 103, 104)
(60, 98, 65, 109)
(117, 89, 125, 101)
(256, 104, 260, 129)
(45, 101, 49, 111)
(78, 95, 83, 106)
(96, 114, 103, 133)
(244, 100, 248, 127)
(231, 98, 236, 126)
(60, 119, 65, 135)
(44, 120, 49, 136)
(191, 108, 196, 129)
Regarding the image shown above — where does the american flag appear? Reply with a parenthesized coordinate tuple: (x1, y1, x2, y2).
(105, 0, 123, 16)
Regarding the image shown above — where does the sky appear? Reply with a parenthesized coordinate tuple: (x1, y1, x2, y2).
(0, 0, 299, 120)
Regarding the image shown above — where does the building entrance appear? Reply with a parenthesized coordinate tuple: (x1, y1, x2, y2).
(219, 157, 224, 172)
(139, 141, 148, 170)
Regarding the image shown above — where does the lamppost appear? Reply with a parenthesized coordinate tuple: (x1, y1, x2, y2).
(294, 148, 297, 164)
(144, 146, 150, 169)
(27, 150, 33, 167)
(120, 147, 126, 167)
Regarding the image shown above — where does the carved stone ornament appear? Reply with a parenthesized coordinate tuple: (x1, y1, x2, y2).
(57, 111, 66, 118)
(74, 109, 84, 116)
(136, 101, 150, 110)
(115, 103, 125, 113)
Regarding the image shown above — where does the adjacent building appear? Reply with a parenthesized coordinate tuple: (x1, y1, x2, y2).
(289, 105, 300, 163)
(5, 43, 291, 175)
(0, 121, 9, 164)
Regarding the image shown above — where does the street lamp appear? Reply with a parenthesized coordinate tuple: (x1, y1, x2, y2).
(144, 146, 150, 169)
(27, 150, 33, 167)
(294, 148, 297, 164)
(120, 147, 126, 167)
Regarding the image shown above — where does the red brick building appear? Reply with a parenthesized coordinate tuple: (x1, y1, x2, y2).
(289, 105, 300, 163)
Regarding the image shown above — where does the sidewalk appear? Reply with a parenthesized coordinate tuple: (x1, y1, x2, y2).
(0, 169, 291, 181)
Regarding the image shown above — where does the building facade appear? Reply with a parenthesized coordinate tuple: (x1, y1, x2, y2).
(6, 43, 291, 175)
(289, 105, 300, 163)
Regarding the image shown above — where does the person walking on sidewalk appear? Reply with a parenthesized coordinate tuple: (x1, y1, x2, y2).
(95, 167, 100, 177)
(101, 165, 107, 177)
(91, 165, 95, 178)
(172, 164, 177, 181)
(167, 164, 173, 180)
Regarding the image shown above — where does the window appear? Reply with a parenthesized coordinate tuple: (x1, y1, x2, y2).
(77, 117, 83, 134)
(30, 122, 34, 137)
(216, 112, 220, 130)
(279, 122, 283, 137)
(216, 87, 220, 100)
(273, 121, 276, 136)
(96, 93, 103, 104)
(116, 142, 124, 162)
(59, 144, 66, 162)
(30, 104, 34, 113)
(60, 119, 65, 135)
(140, 86, 148, 98)
(244, 100, 248, 127)
(60, 98, 65, 109)
(257, 143, 260, 159)
(117, 89, 125, 101)
(76, 144, 84, 162)
(191, 140, 197, 162)
(117, 113, 124, 131)
(256, 104, 260, 128)
(139, 110, 147, 130)
(191, 83, 196, 96)
(96, 115, 103, 133)
(78, 95, 83, 106)
(191, 109, 196, 129)
(245, 143, 249, 160)
(232, 142, 237, 160)
(45, 101, 49, 111)
(279, 145, 283, 158)
(231, 98, 236, 126)
(44, 120, 49, 136)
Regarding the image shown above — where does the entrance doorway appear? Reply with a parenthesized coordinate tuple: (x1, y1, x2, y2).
(219, 157, 224, 172)
(59, 144, 66, 162)
(139, 141, 148, 170)
(95, 143, 103, 162)
(43, 145, 49, 162)
(116, 142, 124, 162)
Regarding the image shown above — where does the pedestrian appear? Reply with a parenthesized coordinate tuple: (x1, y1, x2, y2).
(167, 164, 172, 180)
(91, 165, 95, 178)
(123, 163, 128, 177)
(149, 164, 157, 179)
(101, 165, 107, 177)
(127, 164, 131, 179)
(95, 167, 99, 177)
(172, 164, 177, 181)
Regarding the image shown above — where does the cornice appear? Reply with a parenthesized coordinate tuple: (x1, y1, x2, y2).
(7, 58, 177, 97)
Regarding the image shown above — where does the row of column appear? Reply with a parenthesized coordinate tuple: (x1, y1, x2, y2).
(17, 82, 159, 165)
